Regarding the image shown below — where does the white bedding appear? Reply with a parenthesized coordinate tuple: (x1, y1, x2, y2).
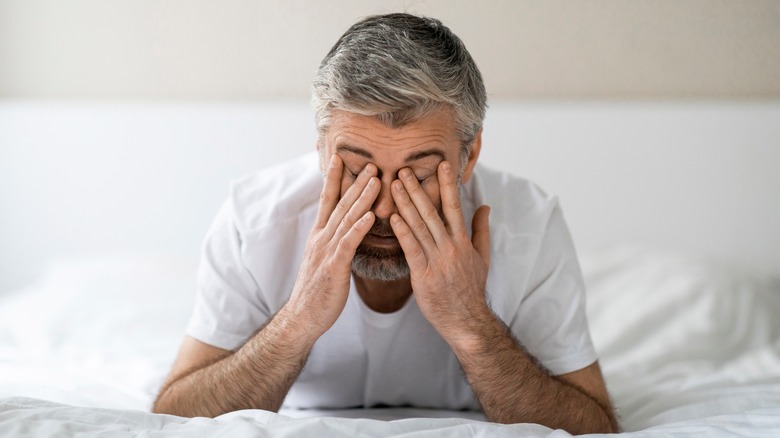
(1, 247, 779, 436)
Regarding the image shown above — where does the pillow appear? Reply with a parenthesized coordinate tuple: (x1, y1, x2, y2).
(581, 246, 780, 430)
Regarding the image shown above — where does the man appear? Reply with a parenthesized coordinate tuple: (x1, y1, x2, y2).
(153, 13, 617, 434)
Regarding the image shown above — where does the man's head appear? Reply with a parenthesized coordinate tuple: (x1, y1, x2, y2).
(312, 13, 487, 281)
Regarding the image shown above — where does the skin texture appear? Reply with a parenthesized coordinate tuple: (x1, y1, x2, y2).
(153, 109, 618, 434)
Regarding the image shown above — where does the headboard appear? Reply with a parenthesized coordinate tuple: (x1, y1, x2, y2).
(1, 101, 778, 293)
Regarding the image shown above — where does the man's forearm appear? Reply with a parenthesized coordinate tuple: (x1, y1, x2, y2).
(153, 308, 314, 417)
(450, 312, 617, 434)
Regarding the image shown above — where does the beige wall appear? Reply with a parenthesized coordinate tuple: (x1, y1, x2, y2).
(0, 0, 778, 100)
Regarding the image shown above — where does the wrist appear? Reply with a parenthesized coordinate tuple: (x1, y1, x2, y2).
(442, 304, 504, 356)
(270, 304, 322, 351)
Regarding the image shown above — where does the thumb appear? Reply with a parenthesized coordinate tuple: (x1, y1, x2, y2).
(471, 205, 491, 265)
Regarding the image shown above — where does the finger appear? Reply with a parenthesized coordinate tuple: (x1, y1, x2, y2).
(323, 163, 377, 237)
(314, 154, 343, 229)
(397, 168, 449, 245)
(471, 205, 491, 265)
(390, 213, 427, 270)
(335, 211, 375, 260)
(391, 178, 437, 254)
(438, 161, 468, 238)
(333, 175, 380, 239)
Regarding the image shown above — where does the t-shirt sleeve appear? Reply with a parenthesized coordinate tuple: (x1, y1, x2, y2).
(185, 195, 272, 351)
(510, 202, 598, 376)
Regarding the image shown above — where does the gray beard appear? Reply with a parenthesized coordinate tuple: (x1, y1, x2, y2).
(351, 217, 409, 281)
(351, 243, 410, 281)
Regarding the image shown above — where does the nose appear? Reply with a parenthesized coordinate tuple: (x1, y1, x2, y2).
(371, 176, 397, 220)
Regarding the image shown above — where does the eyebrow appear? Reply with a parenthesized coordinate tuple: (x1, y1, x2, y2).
(337, 145, 446, 164)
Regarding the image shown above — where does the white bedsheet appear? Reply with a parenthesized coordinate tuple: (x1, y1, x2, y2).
(2, 397, 779, 437)
(1, 247, 779, 436)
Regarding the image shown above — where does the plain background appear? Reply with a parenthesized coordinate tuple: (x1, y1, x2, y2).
(1, 0, 779, 100)
(1, 1, 779, 293)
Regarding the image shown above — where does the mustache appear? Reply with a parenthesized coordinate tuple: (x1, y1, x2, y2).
(368, 217, 395, 237)
(367, 205, 447, 237)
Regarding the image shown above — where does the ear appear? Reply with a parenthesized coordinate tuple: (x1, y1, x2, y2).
(460, 129, 482, 184)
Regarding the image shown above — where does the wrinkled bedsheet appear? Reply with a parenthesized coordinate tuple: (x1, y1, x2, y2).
(2, 397, 779, 437)
(1, 247, 779, 436)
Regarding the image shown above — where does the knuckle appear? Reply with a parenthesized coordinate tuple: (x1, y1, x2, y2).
(334, 199, 349, 214)
(412, 221, 428, 235)
(396, 223, 411, 237)
(336, 236, 354, 254)
(308, 236, 324, 253)
(340, 212, 355, 228)
(422, 207, 439, 222)
(443, 244, 459, 259)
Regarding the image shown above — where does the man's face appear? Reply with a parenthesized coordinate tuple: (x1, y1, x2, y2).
(320, 109, 475, 281)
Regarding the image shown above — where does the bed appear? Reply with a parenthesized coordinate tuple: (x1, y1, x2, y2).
(0, 101, 779, 436)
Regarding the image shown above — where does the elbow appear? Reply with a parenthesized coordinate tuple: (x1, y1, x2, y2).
(601, 408, 620, 434)
(150, 389, 195, 418)
(150, 393, 177, 416)
(573, 407, 620, 435)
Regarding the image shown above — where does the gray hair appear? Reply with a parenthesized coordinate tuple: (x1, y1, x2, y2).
(311, 13, 487, 166)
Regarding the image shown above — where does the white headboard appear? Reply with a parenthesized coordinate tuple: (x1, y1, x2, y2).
(1, 101, 778, 293)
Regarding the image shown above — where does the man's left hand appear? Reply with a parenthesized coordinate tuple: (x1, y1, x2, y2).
(390, 160, 492, 344)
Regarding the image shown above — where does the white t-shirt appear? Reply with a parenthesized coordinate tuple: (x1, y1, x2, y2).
(186, 152, 597, 411)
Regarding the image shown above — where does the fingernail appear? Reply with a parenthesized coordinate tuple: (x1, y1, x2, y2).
(394, 181, 405, 192)
(400, 168, 412, 180)
(441, 161, 451, 173)
(368, 177, 376, 187)
(330, 155, 338, 166)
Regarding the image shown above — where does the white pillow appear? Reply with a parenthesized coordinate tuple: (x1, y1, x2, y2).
(581, 246, 780, 430)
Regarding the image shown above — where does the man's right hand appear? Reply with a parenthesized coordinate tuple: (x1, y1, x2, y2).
(283, 154, 379, 339)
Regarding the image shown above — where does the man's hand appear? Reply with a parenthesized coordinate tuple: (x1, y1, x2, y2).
(389, 160, 492, 343)
(285, 154, 380, 339)
(387, 161, 617, 433)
